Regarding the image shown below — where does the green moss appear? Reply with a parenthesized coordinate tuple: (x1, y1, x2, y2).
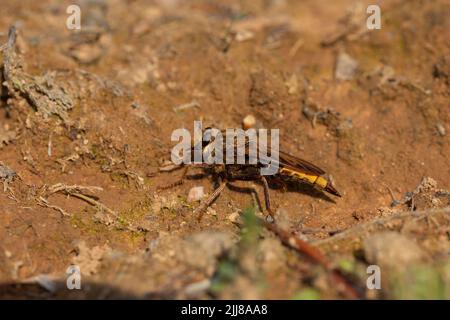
(210, 259, 238, 294)
(119, 199, 151, 221)
(70, 212, 105, 235)
(390, 264, 448, 299)
(109, 171, 130, 187)
(90, 144, 102, 159)
(241, 206, 261, 247)
(337, 258, 356, 274)
(291, 288, 321, 300)
(115, 198, 152, 230)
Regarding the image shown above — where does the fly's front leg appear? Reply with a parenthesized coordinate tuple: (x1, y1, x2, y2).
(195, 179, 228, 221)
(158, 163, 213, 191)
(157, 165, 189, 190)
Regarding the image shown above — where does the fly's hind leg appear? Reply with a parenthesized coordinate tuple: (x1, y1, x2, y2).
(260, 175, 275, 223)
(225, 169, 276, 223)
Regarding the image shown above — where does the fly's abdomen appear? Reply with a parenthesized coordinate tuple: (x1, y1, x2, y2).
(279, 167, 341, 197)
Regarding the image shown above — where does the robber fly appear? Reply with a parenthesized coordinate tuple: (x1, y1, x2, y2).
(159, 128, 341, 222)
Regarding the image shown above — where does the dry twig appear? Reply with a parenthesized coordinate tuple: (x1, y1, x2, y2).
(312, 207, 450, 248)
(36, 196, 70, 217)
(260, 218, 361, 299)
(43, 183, 141, 232)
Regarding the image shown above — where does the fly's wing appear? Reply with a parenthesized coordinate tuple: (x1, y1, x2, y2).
(276, 149, 326, 176)
(239, 139, 326, 176)
(215, 130, 326, 176)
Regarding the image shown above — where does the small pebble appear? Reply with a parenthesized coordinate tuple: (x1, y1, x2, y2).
(436, 123, 446, 136)
(184, 279, 211, 296)
(335, 52, 359, 80)
(0, 164, 16, 180)
(227, 211, 241, 223)
(243, 114, 256, 130)
(187, 186, 205, 202)
(207, 208, 217, 216)
(235, 30, 254, 42)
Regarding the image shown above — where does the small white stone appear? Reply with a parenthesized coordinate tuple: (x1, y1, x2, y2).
(235, 30, 254, 42)
(187, 186, 205, 202)
(184, 279, 211, 296)
(335, 52, 359, 80)
(436, 123, 446, 136)
(243, 114, 256, 130)
(227, 211, 241, 223)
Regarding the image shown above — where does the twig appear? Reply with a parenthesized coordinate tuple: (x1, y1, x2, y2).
(1, 25, 17, 82)
(46, 183, 142, 232)
(312, 207, 450, 248)
(47, 132, 53, 157)
(386, 186, 400, 206)
(260, 218, 361, 299)
(36, 196, 70, 217)
(56, 153, 80, 172)
(69, 192, 117, 216)
(173, 100, 200, 112)
(117, 170, 145, 189)
(159, 163, 182, 172)
(288, 38, 304, 57)
(299, 227, 344, 235)
(47, 183, 103, 195)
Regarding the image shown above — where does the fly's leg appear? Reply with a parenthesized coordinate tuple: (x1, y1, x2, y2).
(158, 163, 215, 190)
(260, 175, 275, 223)
(225, 168, 276, 223)
(195, 179, 228, 221)
(157, 165, 189, 190)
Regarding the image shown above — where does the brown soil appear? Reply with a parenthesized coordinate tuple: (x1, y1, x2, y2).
(0, 0, 449, 299)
